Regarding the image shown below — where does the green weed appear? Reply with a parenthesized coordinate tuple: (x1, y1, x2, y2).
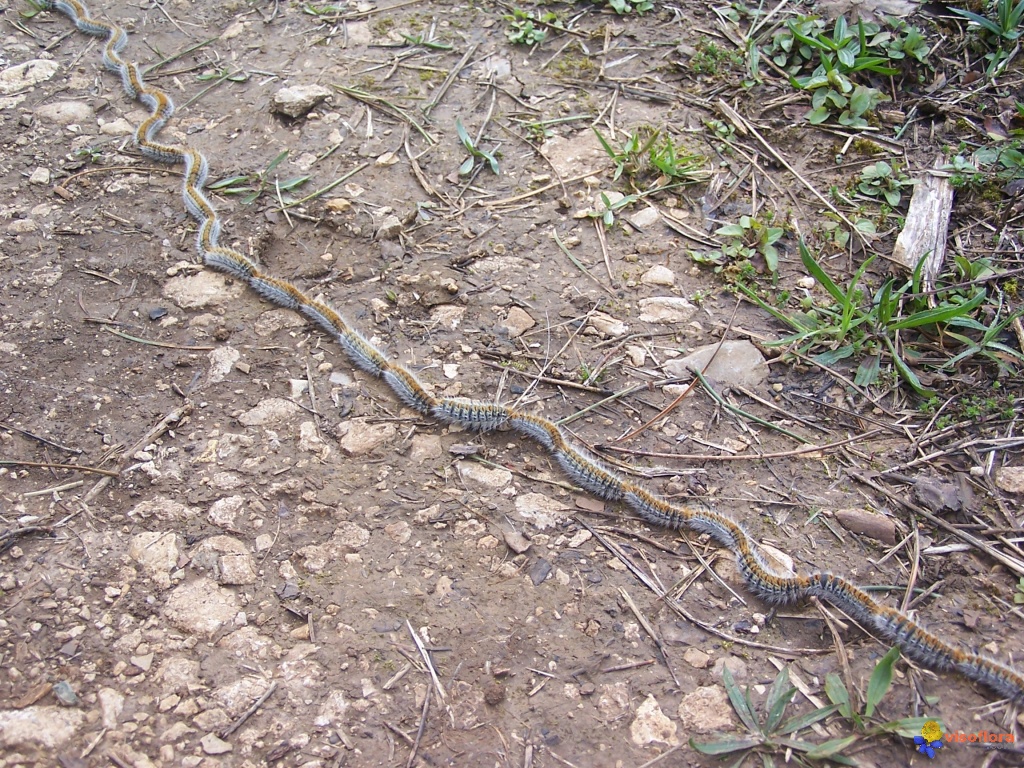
(693, 214, 787, 274)
(593, 126, 709, 188)
(857, 161, 916, 207)
(456, 118, 500, 176)
(691, 37, 744, 76)
(952, 0, 1024, 76)
(781, 16, 933, 126)
(738, 241, 1022, 396)
(605, 0, 653, 15)
(693, 649, 933, 766)
(208, 150, 310, 205)
(505, 8, 562, 45)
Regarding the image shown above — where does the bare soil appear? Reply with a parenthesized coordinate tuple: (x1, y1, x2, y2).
(1, 1, 1022, 767)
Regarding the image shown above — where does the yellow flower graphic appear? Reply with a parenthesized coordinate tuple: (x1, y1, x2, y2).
(921, 720, 942, 742)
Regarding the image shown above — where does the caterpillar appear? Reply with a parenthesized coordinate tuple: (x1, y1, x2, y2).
(40, 0, 1024, 705)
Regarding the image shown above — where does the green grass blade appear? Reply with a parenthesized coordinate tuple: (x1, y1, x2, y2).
(888, 290, 986, 329)
(884, 335, 934, 397)
(264, 150, 289, 175)
(455, 118, 474, 152)
(722, 666, 760, 733)
(824, 672, 851, 717)
(764, 668, 794, 733)
(778, 704, 840, 735)
(799, 240, 845, 303)
(208, 175, 252, 190)
(804, 735, 860, 760)
(880, 716, 944, 738)
(592, 127, 618, 160)
(865, 646, 900, 717)
(950, 7, 1003, 36)
(854, 353, 881, 386)
(689, 735, 762, 755)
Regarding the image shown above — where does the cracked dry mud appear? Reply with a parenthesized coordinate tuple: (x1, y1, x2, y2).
(1, 1, 1023, 767)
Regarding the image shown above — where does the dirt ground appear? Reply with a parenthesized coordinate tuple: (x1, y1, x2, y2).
(1, 0, 1023, 766)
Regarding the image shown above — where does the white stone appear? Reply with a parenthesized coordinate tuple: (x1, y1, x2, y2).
(34, 99, 93, 124)
(239, 397, 302, 427)
(410, 434, 443, 463)
(28, 167, 51, 185)
(7, 218, 39, 234)
(501, 306, 535, 338)
(207, 346, 240, 384)
(338, 418, 396, 456)
(630, 694, 679, 746)
(271, 84, 332, 118)
(629, 206, 661, 229)
(385, 521, 412, 544)
(0, 706, 84, 750)
(996, 466, 1024, 494)
(192, 536, 257, 585)
(540, 130, 608, 178)
(678, 685, 736, 733)
(128, 497, 196, 522)
(514, 493, 570, 530)
(99, 117, 134, 135)
(588, 311, 628, 337)
(208, 496, 245, 529)
(163, 271, 243, 310)
(163, 577, 240, 637)
(375, 214, 403, 240)
(663, 340, 769, 389)
(200, 733, 233, 755)
(254, 308, 305, 336)
(638, 296, 697, 323)
(683, 647, 711, 669)
(129, 531, 184, 587)
(316, 690, 349, 727)
(457, 460, 512, 492)
(430, 305, 465, 330)
(640, 265, 675, 286)
(297, 522, 371, 572)
(0, 60, 59, 94)
(596, 682, 630, 716)
(157, 656, 202, 692)
(97, 687, 125, 729)
(298, 421, 328, 455)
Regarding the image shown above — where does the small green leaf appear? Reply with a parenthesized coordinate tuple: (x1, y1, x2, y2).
(455, 118, 474, 152)
(778, 704, 840, 735)
(824, 672, 851, 717)
(716, 224, 747, 237)
(208, 175, 252, 190)
(689, 735, 762, 755)
(805, 735, 860, 759)
(458, 156, 475, 176)
(854, 354, 881, 386)
(264, 150, 289, 175)
(813, 346, 854, 366)
(885, 335, 934, 397)
(806, 106, 831, 124)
